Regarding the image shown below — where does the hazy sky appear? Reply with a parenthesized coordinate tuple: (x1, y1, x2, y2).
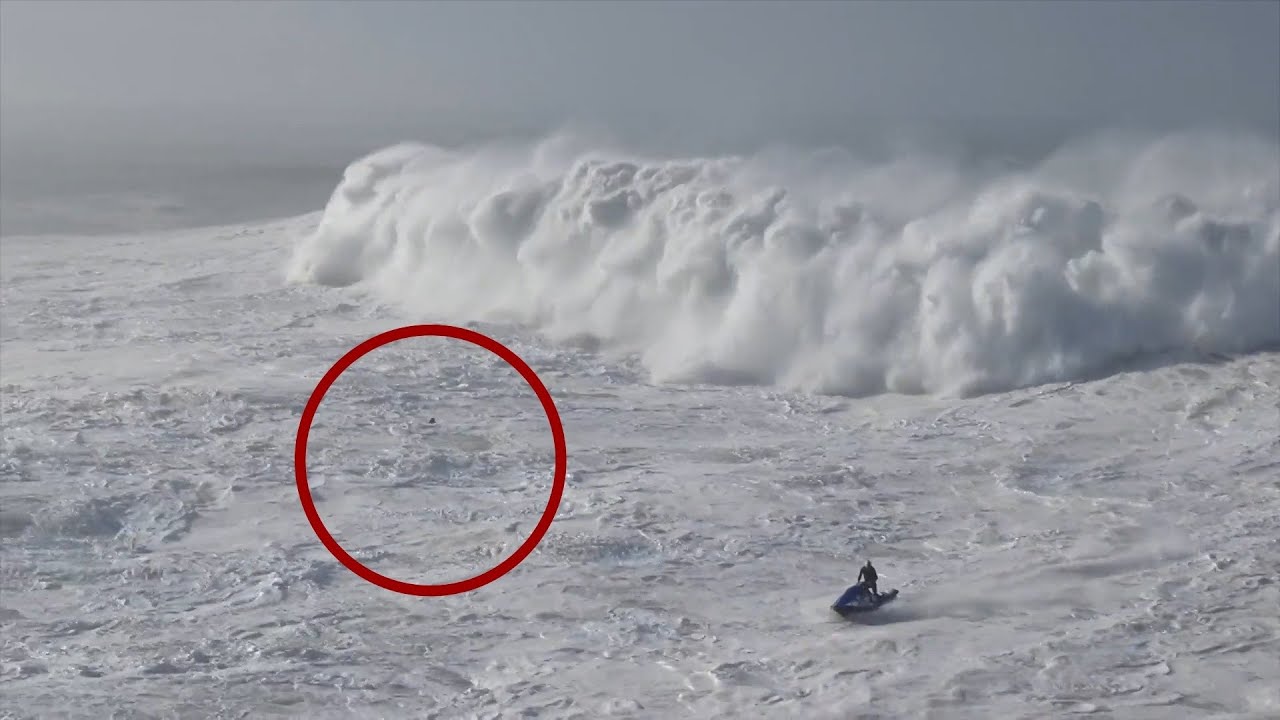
(2, 0, 1278, 157)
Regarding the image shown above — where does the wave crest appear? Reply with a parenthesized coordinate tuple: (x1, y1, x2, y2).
(287, 132, 1280, 397)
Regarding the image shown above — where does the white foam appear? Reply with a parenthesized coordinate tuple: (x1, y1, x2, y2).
(288, 131, 1280, 396)
(5, 207, 1279, 717)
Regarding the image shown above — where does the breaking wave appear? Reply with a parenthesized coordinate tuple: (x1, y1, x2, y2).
(287, 131, 1280, 397)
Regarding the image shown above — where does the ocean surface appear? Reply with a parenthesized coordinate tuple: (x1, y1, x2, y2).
(2, 130, 1278, 719)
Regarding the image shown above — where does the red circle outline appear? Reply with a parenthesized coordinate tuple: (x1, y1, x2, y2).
(294, 324, 567, 596)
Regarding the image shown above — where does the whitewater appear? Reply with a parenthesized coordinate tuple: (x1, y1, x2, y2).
(2, 131, 1278, 719)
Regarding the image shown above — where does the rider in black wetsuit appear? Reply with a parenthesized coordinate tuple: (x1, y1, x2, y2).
(857, 560, 878, 597)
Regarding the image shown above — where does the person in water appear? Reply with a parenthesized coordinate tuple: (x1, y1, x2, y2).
(857, 560, 878, 597)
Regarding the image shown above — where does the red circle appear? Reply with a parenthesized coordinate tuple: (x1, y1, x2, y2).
(294, 324, 567, 596)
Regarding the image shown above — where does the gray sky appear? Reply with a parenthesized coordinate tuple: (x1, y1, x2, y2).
(2, 0, 1278, 158)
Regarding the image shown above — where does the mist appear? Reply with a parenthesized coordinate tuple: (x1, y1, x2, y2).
(2, 0, 1277, 235)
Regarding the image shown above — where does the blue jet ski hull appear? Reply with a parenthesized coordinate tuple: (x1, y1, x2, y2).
(831, 588, 898, 618)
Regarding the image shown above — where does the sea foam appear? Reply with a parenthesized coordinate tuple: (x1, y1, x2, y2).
(288, 131, 1280, 397)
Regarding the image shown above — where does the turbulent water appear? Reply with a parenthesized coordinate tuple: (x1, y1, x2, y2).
(2, 133, 1279, 719)
(290, 131, 1280, 397)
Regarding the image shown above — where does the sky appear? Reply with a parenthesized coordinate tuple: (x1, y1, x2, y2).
(2, 0, 1278, 160)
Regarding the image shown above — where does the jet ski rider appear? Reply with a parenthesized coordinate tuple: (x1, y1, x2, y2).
(858, 560, 879, 597)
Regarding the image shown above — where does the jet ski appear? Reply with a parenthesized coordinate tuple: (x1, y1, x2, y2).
(831, 582, 898, 618)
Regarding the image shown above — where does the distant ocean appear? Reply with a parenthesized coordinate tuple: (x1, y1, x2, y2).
(0, 150, 342, 237)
